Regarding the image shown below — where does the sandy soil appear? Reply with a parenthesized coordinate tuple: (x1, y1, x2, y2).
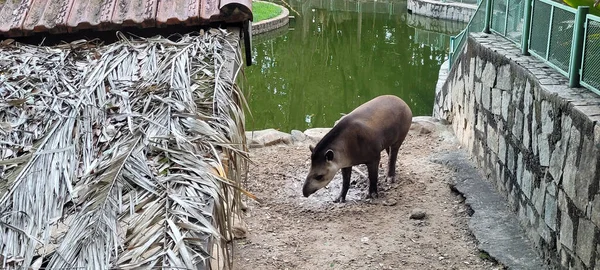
(232, 124, 504, 270)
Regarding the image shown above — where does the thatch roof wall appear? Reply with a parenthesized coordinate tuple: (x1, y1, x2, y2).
(0, 28, 248, 269)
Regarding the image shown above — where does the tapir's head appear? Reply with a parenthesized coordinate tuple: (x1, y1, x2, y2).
(302, 145, 340, 197)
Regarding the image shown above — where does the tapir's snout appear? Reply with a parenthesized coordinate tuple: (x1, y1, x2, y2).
(302, 180, 315, 197)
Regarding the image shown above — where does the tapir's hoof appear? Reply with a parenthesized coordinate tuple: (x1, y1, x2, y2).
(386, 176, 395, 183)
(334, 196, 346, 203)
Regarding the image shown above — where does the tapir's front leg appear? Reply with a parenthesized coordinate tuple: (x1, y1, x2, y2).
(366, 159, 380, 199)
(334, 167, 352, 203)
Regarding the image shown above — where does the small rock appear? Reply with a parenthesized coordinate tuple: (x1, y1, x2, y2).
(304, 128, 331, 142)
(291, 129, 307, 142)
(361, 236, 369, 244)
(245, 129, 292, 147)
(410, 209, 427, 220)
(383, 199, 397, 206)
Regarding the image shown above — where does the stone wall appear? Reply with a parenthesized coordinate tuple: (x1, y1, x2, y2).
(434, 33, 600, 269)
(251, 2, 290, 35)
(407, 0, 476, 22)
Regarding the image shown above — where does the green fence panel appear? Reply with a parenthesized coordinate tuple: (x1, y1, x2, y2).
(505, 0, 524, 43)
(582, 15, 600, 92)
(548, 7, 576, 74)
(491, 0, 507, 34)
(449, 1, 487, 67)
(529, 0, 552, 58)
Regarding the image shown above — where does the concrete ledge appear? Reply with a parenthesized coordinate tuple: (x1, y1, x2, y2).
(251, 1, 290, 35)
(407, 0, 476, 22)
(433, 150, 546, 270)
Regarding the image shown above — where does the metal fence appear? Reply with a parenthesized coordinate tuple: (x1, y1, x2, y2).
(449, 1, 487, 67)
(529, 0, 577, 76)
(490, 0, 525, 44)
(449, 0, 600, 95)
(582, 14, 600, 93)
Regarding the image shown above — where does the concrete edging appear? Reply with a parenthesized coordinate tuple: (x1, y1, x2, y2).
(407, 0, 476, 22)
(252, 1, 290, 35)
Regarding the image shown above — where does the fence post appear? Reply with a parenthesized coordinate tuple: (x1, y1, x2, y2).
(449, 36, 455, 68)
(569, 6, 589, 88)
(484, 0, 493, 33)
(521, 0, 533, 55)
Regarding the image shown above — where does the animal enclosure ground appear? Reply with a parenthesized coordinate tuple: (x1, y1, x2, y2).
(232, 124, 504, 270)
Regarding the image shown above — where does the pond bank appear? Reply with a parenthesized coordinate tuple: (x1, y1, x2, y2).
(407, 0, 476, 22)
(252, 1, 290, 35)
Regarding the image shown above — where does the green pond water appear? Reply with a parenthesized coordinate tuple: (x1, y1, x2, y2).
(241, 0, 466, 132)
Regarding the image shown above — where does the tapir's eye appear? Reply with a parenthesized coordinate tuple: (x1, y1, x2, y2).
(315, 175, 324, 181)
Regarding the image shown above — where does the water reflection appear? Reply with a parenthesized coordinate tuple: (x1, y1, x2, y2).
(242, 0, 466, 132)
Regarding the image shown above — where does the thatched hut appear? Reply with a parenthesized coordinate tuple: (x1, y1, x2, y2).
(0, 0, 254, 269)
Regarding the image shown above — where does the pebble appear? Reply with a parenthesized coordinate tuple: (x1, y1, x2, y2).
(383, 199, 397, 206)
(410, 208, 427, 220)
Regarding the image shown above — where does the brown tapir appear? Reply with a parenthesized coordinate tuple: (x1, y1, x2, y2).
(302, 95, 412, 202)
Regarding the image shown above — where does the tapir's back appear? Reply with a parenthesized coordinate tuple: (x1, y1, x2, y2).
(342, 95, 412, 149)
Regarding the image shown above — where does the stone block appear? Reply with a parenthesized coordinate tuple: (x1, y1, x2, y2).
(545, 193, 557, 230)
(538, 133, 550, 167)
(562, 127, 581, 202)
(517, 153, 524, 186)
(492, 88, 502, 116)
(533, 182, 546, 214)
(560, 208, 574, 250)
(499, 135, 506, 164)
(576, 218, 596, 267)
(487, 127, 499, 154)
(560, 248, 570, 269)
(482, 86, 491, 111)
(596, 245, 600, 270)
(538, 221, 552, 243)
(522, 169, 533, 199)
(474, 81, 482, 106)
(532, 107, 539, 156)
(512, 77, 524, 108)
(524, 117, 531, 150)
(507, 143, 515, 174)
(573, 136, 598, 211)
(502, 90, 511, 122)
(476, 56, 484, 79)
(512, 109, 524, 141)
(496, 64, 511, 90)
(541, 101, 553, 134)
(547, 181, 557, 196)
(592, 195, 600, 227)
(527, 203, 537, 225)
(549, 116, 573, 181)
(524, 80, 533, 113)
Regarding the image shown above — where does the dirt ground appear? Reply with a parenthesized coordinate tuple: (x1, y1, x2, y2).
(232, 124, 504, 270)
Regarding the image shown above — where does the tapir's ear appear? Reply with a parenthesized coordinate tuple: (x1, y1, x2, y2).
(325, 149, 334, 161)
(309, 145, 315, 153)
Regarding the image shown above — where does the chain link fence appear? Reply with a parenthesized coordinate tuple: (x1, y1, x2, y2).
(449, 1, 486, 67)
(582, 16, 600, 92)
(449, 0, 600, 95)
(529, 0, 576, 75)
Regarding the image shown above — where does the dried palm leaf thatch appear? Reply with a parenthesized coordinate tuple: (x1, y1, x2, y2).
(0, 28, 249, 269)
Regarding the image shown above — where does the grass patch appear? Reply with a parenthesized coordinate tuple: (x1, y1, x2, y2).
(253, 1, 282, 22)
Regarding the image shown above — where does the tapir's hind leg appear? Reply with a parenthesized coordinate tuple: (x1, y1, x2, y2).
(366, 158, 381, 199)
(386, 143, 402, 183)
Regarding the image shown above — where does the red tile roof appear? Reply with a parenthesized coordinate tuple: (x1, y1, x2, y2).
(0, 0, 252, 37)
